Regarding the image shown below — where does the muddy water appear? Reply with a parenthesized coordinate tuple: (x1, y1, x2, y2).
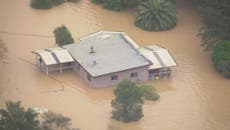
(0, 0, 229, 130)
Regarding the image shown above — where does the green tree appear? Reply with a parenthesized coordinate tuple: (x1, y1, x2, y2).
(111, 80, 144, 122)
(197, 0, 230, 50)
(53, 25, 74, 46)
(139, 85, 160, 101)
(103, 0, 124, 11)
(30, 0, 53, 9)
(51, 0, 65, 6)
(91, 0, 142, 11)
(31, 0, 79, 9)
(212, 40, 230, 78)
(0, 101, 40, 130)
(135, 0, 177, 31)
(41, 111, 74, 130)
(67, 0, 80, 3)
(91, 0, 104, 4)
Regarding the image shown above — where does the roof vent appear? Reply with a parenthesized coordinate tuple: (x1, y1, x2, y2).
(89, 46, 95, 54)
(93, 60, 97, 65)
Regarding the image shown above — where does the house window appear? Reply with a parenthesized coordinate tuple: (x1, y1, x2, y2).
(87, 73, 91, 81)
(111, 75, 118, 80)
(131, 72, 138, 77)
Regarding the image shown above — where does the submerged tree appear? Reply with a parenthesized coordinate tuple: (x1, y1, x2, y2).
(0, 101, 40, 130)
(31, 0, 80, 9)
(111, 80, 144, 122)
(30, 0, 53, 9)
(197, 0, 230, 50)
(51, 0, 66, 6)
(139, 84, 160, 101)
(212, 40, 230, 78)
(41, 111, 72, 130)
(91, 0, 141, 11)
(135, 0, 177, 31)
(53, 25, 74, 46)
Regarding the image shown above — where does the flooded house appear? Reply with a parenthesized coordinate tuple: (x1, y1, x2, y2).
(33, 31, 177, 88)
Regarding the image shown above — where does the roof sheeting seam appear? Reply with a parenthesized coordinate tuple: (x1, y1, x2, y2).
(152, 51, 166, 67)
(33, 48, 74, 65)
(32, 50, 57, 65)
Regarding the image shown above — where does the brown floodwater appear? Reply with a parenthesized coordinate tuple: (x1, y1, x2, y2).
(0, 0, 229, 130)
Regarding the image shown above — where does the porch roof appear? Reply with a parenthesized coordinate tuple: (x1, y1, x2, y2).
(46, 47, 74, 63)
(32, 47, 74, 65)
(32, 50, 57, 65)
(139, 45, 177, 69)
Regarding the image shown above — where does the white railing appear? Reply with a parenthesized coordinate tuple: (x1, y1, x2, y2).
(149, 70, 172, 80)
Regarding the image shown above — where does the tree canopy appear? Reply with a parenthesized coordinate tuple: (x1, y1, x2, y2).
(40, 111, 72, 130)
(212, 40, 230, 78)
(30, 0, 53, 9)
(197, 0, 230, 50)
(53, 25, 74, 46)
(111, 80, 144, 122)
(91, 0, 177, 31)
(0, 101, 79, 130)
(139, 84, 160, 101)
(0, 101, 40, 130)
(31, 0, 80, 9)
(91, 0, 142, 11)
(135, 0, 177, 31)
(111, 80, 160, 122)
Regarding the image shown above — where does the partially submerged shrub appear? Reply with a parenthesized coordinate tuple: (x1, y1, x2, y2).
(91, 0, 104, 4)
(135, 0, 177, 31)
(111, 80, 144, 122)
(51, 0, 65, 6)
(53, 25, 74, 46)
(41, 111, 71, 130)
(30, 0, 53, 9)
(103, 0, 124, 11)
(31, 0, 80, 9)
(0, 101, 40, 130)
(212, 40, 230, 78)
(140, 85, 160, 101)
(67, 0, 80, 3)
(111, 80, 160, 123)
(91, 0, 140, 11)
(197, 0, 230, 50)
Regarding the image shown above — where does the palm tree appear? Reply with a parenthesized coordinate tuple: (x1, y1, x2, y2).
(135, 0, 177, 31)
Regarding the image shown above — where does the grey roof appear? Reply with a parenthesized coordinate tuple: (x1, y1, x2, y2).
(139, 45, 177, 69)
(64, 31, 151, 77)
(32, 47, 74, 65)
(32, 50, 57, 65)
(46, 47, 74, 63)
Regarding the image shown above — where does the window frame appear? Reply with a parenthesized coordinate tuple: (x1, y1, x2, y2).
(111, 75, 118, 80)
(130, 72, 138, 78)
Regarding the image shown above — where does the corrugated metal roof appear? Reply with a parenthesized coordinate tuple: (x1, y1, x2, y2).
(33, 47, 74, 65)
(139, 45, 177, 69)
(156, 49, 177, 67)
(46, 47, 74, 63)
(138, 48, 162, 69)
(32, 50, 57, 65)
(64, 31, 151, 77)
(146, 45, 166, 51)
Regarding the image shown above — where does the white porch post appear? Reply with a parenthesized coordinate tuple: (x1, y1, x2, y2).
(46, 65, 49, 76)
(60, 63, 62, 74)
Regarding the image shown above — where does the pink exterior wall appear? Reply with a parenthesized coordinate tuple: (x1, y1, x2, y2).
(73, 63, 149, 88)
